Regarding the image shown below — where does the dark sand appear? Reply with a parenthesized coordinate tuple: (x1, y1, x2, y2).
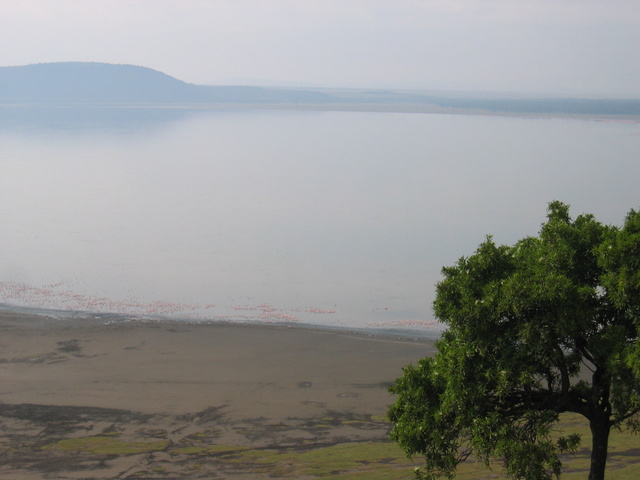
(0, 310, 435, 479)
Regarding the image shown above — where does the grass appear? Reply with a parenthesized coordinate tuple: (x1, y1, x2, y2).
(202, 441, 420, 479)
(36, 413, 640, 479)
(172, 444, 250, 455)
(41, 435, 169, 455)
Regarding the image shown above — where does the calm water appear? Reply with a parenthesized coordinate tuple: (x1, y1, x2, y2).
(0, 107, 638, 333)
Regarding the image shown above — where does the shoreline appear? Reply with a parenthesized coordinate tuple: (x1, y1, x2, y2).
(0, 302, 444, 341)
(0, 305, 436, 415)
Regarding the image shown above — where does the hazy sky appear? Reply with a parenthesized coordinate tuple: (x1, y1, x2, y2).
(1, 0, 639, 96)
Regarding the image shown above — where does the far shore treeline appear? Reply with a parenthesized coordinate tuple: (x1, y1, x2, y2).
(1, 62, 639, 117)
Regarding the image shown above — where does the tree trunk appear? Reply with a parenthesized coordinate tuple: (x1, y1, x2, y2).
(588, 416, 610, 480)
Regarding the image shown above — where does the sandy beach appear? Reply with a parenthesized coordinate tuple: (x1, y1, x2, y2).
(0, 309, 434, 479)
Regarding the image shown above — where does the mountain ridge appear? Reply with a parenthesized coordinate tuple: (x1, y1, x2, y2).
(0, 62, 336, 104)
(1, 62, 639, 116)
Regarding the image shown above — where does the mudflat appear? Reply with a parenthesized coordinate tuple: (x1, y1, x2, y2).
(0, 310, 434, 479)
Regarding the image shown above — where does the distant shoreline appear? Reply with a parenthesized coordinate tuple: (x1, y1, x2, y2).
(256, 102, 640, 121)
(2, 101, 640, 121)
(4, 63, 638, 119)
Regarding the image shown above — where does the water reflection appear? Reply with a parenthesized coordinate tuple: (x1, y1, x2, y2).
(0, 105, 221, 135)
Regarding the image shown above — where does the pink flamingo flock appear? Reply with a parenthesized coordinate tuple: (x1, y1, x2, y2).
(0, 280, 438, 331)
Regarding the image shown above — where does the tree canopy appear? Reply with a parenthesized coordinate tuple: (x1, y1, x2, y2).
(388, 201, 640, 480)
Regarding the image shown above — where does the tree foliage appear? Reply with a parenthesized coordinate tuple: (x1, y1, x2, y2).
(388, 202, 640, 480)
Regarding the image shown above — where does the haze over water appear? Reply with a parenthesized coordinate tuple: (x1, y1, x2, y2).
(1, 108, 638, 333)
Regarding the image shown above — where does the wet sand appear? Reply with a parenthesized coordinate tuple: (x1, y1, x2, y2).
(0, 310, 434, 479)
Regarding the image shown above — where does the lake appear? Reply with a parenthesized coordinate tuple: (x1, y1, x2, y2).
(0, 107, 638, 334)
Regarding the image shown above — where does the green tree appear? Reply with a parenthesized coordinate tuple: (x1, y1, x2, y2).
(388, 202, 640, 480)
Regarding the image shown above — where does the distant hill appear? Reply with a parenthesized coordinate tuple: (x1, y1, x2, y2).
(1, 62, 639, 116)
(0, 62, 336, 104)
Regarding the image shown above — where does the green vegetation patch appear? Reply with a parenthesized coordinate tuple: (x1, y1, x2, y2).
(172, 444, 250, 456)
(42, 435, 169, 455)
(34, 414, 640, 479)
(216, 441, 418, 478)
